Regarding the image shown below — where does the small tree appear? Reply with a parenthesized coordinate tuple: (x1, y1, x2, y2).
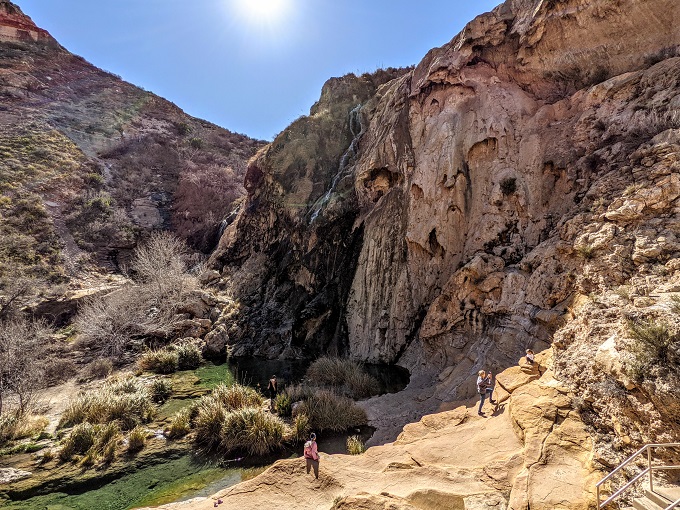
(0, 319, 50, 415)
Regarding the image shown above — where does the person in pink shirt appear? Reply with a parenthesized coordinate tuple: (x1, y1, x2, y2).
(303, 432, 319, 479)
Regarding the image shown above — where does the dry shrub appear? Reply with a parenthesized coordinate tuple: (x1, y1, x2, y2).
(43, 359, 78, 385)
(59, 422, 97, 461)
(173, 165, 245, 251)
(75, 232, 197, 358)
(0, 413, 48, 445)
(0, 318, 51, 415)
(294, 389, 367, 432)
(84, 358, 113, 380)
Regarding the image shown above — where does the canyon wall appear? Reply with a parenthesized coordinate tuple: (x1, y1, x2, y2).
(212, 0, 680, 449)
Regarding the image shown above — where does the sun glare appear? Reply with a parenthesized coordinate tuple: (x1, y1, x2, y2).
(232, 0, 292, 26)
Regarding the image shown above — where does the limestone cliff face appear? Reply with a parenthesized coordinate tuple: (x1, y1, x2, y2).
(213, 0, 680, 449)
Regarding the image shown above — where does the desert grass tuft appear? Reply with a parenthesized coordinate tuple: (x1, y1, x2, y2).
(220, 407, 286, 456)
(60, 375, 155, 430)
(294, 389, 367, 432)
(167, 407, 192, 439)
(346, 435, 366, 455)
(127, 425, 147, 453)
(305, 357, 379, 399)
(150, 378, 173, 404)
(174, 342, 202, 370)
(275, 392, 292, 417)
(139, 350, 179, 374)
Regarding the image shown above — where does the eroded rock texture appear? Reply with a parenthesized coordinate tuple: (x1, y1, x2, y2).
(214, 0, 680, 420)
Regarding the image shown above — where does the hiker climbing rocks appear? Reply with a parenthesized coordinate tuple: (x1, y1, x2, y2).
(477, 370, 496, 416)
(267, 375, 277, 409)
(304, 432, 320, 479)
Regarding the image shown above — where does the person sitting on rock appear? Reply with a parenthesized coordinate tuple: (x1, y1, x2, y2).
(304, 432, 320, 479)
(525, 349, 535, 364)
(477, 370, 496, 416)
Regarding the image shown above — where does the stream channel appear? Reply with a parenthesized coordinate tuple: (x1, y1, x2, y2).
(3, 358, 410, 510)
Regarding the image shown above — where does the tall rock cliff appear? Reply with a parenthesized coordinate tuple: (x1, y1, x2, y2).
(212, 0, 680, 450)
(0, 1, 264, 284)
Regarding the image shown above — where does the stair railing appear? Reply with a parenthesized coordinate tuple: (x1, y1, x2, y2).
(596, 443, 680, 509)
(666, 499, 680, 510)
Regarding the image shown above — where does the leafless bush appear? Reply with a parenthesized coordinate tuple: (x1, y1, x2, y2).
(0, 318, 51, 415)
(75, 232, 198, 357)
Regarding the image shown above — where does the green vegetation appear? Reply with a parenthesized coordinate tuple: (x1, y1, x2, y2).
(290, 413, 310, 444)
(60, 376, 155, 430)
(346, 435, 366, 455)
(275, 392, 292, 417)
(221, 407, 286, 456)
(625, 311, 680, 381)
(305, 357, 380, 399)
(575, 243, 596, 260)
(294, 389, 367, 432)
(140, 350, 180, 374)
(175, 342, 203, 370)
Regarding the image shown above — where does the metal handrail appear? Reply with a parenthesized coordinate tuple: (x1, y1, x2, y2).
(665, 498, 680, 510)
(596, 443, 680, 509)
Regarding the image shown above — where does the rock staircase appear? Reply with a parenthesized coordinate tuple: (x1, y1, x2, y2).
(596, 444, 680, 510)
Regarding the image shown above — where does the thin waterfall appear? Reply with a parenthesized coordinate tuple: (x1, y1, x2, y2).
(308, 104, 364, 224)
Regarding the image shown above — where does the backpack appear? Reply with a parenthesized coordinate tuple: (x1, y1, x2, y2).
(303, 440, 313, 458)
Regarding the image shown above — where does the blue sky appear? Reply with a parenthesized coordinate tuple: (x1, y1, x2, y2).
(19, 0, 500, 141)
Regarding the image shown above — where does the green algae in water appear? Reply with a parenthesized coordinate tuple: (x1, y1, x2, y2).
(3, 456, 241, 510)
(193, 362, 235, 389)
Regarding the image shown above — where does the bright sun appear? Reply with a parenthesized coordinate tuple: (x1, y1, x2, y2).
(232, 0, 291, 26)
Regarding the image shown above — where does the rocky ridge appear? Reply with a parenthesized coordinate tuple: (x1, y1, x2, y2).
(0, 0, 264, 287)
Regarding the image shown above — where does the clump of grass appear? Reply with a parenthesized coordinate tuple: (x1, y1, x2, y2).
(289, 413, 310, 444)
(669, 295, 680, 316)
(174, 342, 202, 370)
(60, 376, 155, 430)
(575, 244, 596, 260)
(194, 397, 227, 451)
(346, 435, 366, 455)
(220, 408, 286, 456)
(127, 426, 147, 453)
(192, 384, 265, 451)
(139, 350, 179, 374)
(275, 392, 292, 417)
(150, 378, 173, 404)
(59, 422, 97, 461)
(0, 413, 49, 444)
(167, 407, 193, 439)
(294, 390, 367, 432)
(305, 357, 380, 399)
(211, 383, 263, 410)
